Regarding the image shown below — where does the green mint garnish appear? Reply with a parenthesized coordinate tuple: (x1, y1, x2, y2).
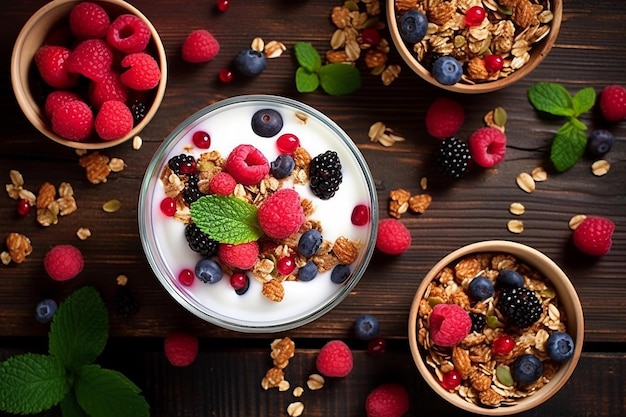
(527, 82, 596, 172)
(294, 42, 361, 95)
(190, 195, 263, 244)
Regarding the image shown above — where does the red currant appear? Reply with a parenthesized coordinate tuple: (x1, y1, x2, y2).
(179, 159, 196, 175)
(276, 133, 300, 154)
(360, 27, 381, 46)
(160, 197, 177, 216)
(465, 6, 486, 26)
(16, 198, 31, 216)
(192, 130, 211, 149)
(216, 0, 229, 12)
(218, 67, 234, 83)
(230, 272, 248, 290)
(178, 269, 195, 286)
(351, 204, 370, 226)
(483, 54, 504, 73)
(492, 334, 516, 355)
(441, 369, 462, 390)
(276, 255, 296, 275)
(367, 337, 387, 354)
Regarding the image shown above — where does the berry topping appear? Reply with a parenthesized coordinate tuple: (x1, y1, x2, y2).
(120, 52, 161, 90)
(497, 287, 543, 328)
(467, 127, 507, 168)
(251, 108, 284, 137)
(599, 84, 626, 122)
(297, 260, 319, 281)
(572, 216, 615, 256)
(51, 100, 93, 141)
(465, 6, 486, 26)
(67, 39, 114, 82)
(492, 334, 516, 355)
(257, 189, 305, 239)
(497, 269, 525, 288)
(182, 29, 220, 63)
(183, 173, 203, 204)
(69, 2, 110, 39)
(298, 229, 323, 257)
(164, 331, 199, 366)
(43, 244, 84, 281)
(233, 48, 267, 77)
(367, 337, 387, 354)
(44, 90, 81, 119)
(276, 133, 300, 154)
(375, 218, 411, 255)
(425, 96, 465, 140)
(160, 197, 176, 216)
(468, 276, 495, 301)
(361, 27, 381, 46)
(225, 144, 270, 185)
(353, 314, 380, 340)
(178, 269, 195, 286)
(365, 383, 409, 417)
(587, 129, 615, 156)
(34, 45, 79, 89)
(35, 299, 58, 323)
(398, 10, 428, 44)
(435, 136, 471, 179)
(168, 154, 196, 175)
(483, 54, 504, 73)
(309, 150, 343, 200)
(429, 303, 472, 346)
(192, 130, 212, 149)
(316, 340, 353, 377)
(351, 204, 370, 226)
(270, 154, 295, 179)
(230, 272, 250, 295)
(194, 258, 223, 284)
(218, 67, 234, 83)
(440, 369, 462, 391)
(16, 198, 31, 216)
(276, 255, 296, 275)
(94, 100, 134, 140)
(218, 241, 259, 270)
(511, 354, 543, 384)
(432, 56, 463, 85)
(330, 264, 351, 284)
(546, 332, 575, 362)
(185, 223, 219, 257)
(208, 171, 237, 195)
(469, 312, 486, 333)
(107, 14, 151, 54)
(89, 71, 129, 109)
(216, 0, 230, 12)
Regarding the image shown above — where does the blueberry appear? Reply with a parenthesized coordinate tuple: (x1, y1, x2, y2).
(587, 129, 615, 156)
(497, 269, 525, 288)
(251, 108, 283, 137)
(270, 154, 295, 179)
(353, 314, 380, 340)
(432, 56, 463, 85)
(35, 299, 57, 323)
(468, 276, 494, 301)
(546, 332, 575, 362)
(330, 264, 351, 284)
(511, 354, 543, 384)
(298, 261, 319, 282)
(298, 229, 323, 257)
(398, 10, 428, 44)
(194, 258, 223, 284)
(234, 48, 267, 77)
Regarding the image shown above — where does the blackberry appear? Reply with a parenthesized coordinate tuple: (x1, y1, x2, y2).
(421, 51, 443, 71)
(497, 287, 543, 328)
(184, 223, 219, 257)
(436, 137, 471, 179)
(469, 312, 486, 333)
(130, 99, 147, 126)
(183, 173, 203, 204)
(114, 285, 139, 317)
(309, 150, 343, 200)
(168, 154, 196, 175)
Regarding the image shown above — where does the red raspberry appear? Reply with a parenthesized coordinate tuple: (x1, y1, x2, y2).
(257, 189, 305, 239)
(106, 14, 151, 54)
(425, 96, 465, 140)
(182, 29, 221, 63)
(164, 331, 199, 366)
(120, 52, 161, 90)
(375, 218, 411, 255)
(572, 216, 615, 256)
(365, 383, 410, 417)
(316, 340, 353, 377)
(94, 100, 134, 140)
(34, 45, 80, 89)
(51, 100, 93, 141)
(225, 144, 270, 185)
(69, 1, 110, 39)
(43, 245, 84, 281)
(44, 90, 81, 119)
(218, 241, 259, 270)
(467, 127, 507, 168)
(599, 85, 626, 122)
(429, 303, 472, 347)
(67, 39, 113, 82)
(208, 171, 236, 195)
(89, 71, 128, 109)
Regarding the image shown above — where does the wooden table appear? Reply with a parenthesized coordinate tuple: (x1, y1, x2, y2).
(1, 0, 625, 416)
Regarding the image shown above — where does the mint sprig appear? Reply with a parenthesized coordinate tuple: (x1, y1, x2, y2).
(527, 82, 596, 172)
(293, 42, 361, 95)
(0, 287, 149, 417)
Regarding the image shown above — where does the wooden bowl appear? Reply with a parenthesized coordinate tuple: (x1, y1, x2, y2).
(408, 240, 584, 415)
(11, 0, 167, 149)
(387, 1, 562, 94)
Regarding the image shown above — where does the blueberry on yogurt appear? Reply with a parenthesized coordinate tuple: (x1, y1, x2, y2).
(251, 108, 283, 137)
(195, 258, 223, 284)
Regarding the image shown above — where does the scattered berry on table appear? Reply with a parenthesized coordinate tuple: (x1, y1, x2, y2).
(192, 130, 211, 149)
(572, 216, 615, 256)
(233, 48, 267, 77)
(164, 331, 199, 366)
(51, 100, 93, 141)
(492, 334, 516, 355)
(546, 332, 575, 362)
(367, 337, 387, 354)
(230, 272, 250, 295)
(586, 129, 615, 156)
(178, 269, 195, 286)
(216, 0, 230, 12)
(425, 96, 465, 140)
(297, 260, 318, 282)
(599, 84, 626, 122)
(440, 369, 462, 391)
(67, 39, 114, 82)
(94, 99, 134, 140)
(114, 285, 139, 317)
(225, 144, 270, 185)
(298, 229, 323, 257)
(432, 56, 463, 85)
(69, 1, 110, 39)
(497, 269, 525, 288)
(16, 198, 31, 216)
(181, 29, 220, 63)
(469, 312, 486, 333)
(330, 264, 351, 284)
(468, 276, 495, 301)
(375, 218, 411, 255)
(270, 154, 295, 179)
(194, 258, 224, 284)
(467, 126, 507, 168)
(465, 6, 486, 26)
(106, 13, 151, 54)
(257, 189, 305, 239)
(511, 354, 543, 384)
(353, 314, 380, 340)
(168, 154, 197, 175)
(316, 340, 353, 377)
(130, 99, 147, 126)
(44, 90, 81, 119)
(208, 171, 237, 195)
(361, 27, 381, 46)
(351, 204, 370, 226)
(364, 383, 409, 417)
(43, 244, 84, 281)
(276, 255, 296, 275)
(497, 287, 543, 328)
(35, 299, 57, 323)
(251, 108, 284, 137)
(483, 54, 504, 73)
(160, 197, 177, 216)
(398, 9, 428, 44)
(185, 223, 219, 257)
(309, 150, 343, 200)
(435, 136, 471, 179)
(90, 71, 129, 110)
(429, 303, 472, 346)
(276, 133, 300, 154)
(120, 52, 161, 90)
(34, 45, 79, 89)
(218, 67, 234, 83)
(218, 241, 259, 270)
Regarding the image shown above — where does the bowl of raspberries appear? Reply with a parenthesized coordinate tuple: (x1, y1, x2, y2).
(408, 240, 583, 414)
(11, 0, 167, 149)
(386, 0, 562, 93)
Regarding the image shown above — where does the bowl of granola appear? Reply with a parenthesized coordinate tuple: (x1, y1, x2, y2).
(408, 240, 583, 414)
(387, 0, 562, 93)
(11, 0, 167, 149)
(138, 95, 378, 333)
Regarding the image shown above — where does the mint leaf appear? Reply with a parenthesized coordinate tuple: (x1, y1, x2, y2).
(528, 82, 575, 116)
(61, 391, 91, 417)
(295, 67, 320, 93)
(49, 286, 109, 370)
(572, 87, 596, 116)
(0, 353, 70, 414)
(319, 63, 362, 96)
(75, 364, 149, 417)
(293, 42, 321, 72)
(191, 195, 263, 244)
(550, 121, 587, 172)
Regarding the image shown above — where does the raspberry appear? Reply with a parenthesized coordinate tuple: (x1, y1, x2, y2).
(375, 218, 411, 255)
(164, 331, 199, 366)
(599, 85, 626, 122)
(67, 39, 114, 82)
(467, 127, 507, 168)
(208, 171, 236, 195)
(89, 71, 128, 109)
(365, 383, 410, 417)
(43, 244, 84, 281)
(182, 29, 220, 63)
(44, 90, 81, 119)
(218, 241, 259, 270)
(106, 14, 151, 54)
(572, 216, 615, 256)
(94, 100, 134, 140)
(425, 96, 465, 140)
(429, 303, 472, 347)
(34, 45, 80, 89)
(225, 144, 270, 185)
(316, 340, 353, 377)
(119, 52, 161, 91)
(257, 189, 305, 239)
(69, 1, 110, 39)
(51, 100, 93, 141)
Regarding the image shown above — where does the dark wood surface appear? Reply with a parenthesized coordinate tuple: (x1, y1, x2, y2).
(1, 0, 625, 416)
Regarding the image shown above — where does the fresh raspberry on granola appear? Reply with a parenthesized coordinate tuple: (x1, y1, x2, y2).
(208, 171, 237, 195)
(67, 39, 114, 82)
(316, 340, 353, 377)
(218, 241, 259, 270)
(94, 100, 134, 140)
(375, 218, 411, 255)
(429, 303, 472, 347)
(182, 29, 220, 63)
(365, 383, 410, 417)
(44, 244, 84, 281)
(69, 1, 110, 39)
(225, 144, 270, 185)
(120, 52, 161, 91)
(164, 331, 199, 366)
(425, 96, 465, 140)
(257, 189, 305, 239)
(572, 216, 615, 256)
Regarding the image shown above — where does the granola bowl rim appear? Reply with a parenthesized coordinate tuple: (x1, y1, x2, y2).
(386, 0, 563, 94)
(408, 240, 584, 415)
(11, 0, 167, 149)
